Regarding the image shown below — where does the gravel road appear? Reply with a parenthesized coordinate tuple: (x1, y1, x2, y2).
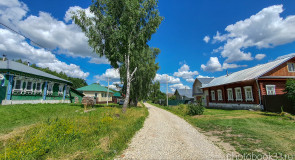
(117, 103, 225, 160)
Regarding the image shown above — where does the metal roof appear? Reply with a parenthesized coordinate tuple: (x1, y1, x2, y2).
(197, 78, 214, 86)
(77, 83, 114, 93)
(0, 60, 70, 83)
(176, 89, 193, 98)
(202, 55, 294, 88)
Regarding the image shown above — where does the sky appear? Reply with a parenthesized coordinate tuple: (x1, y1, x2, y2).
(1, 0, 295, 92)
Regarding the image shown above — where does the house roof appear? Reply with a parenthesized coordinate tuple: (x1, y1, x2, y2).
(202, 55, 295, 88)
(77, 83, 114, 93)
(113, 92, 121, 97)
(197, 78, 214, 84)
(176, 89, 193, 98)
(0, 60, 70, 83)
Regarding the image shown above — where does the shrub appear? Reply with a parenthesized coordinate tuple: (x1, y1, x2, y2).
(187, 103, 205, 116)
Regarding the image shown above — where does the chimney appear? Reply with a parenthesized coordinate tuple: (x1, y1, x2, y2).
(27, 62, 30, 66)
(226, 69, 229, 76)
(2, 54, 6, 61)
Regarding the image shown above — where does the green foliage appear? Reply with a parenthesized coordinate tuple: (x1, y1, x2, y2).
(14, 59, 87, 89)
(187, 103, 205, 116)
(0, 104, 148, 159)
(120, 47, 160, 105)
(285, 79, 295, 107)
(168, 95, 176, 100)
(148, 81, 166, 103)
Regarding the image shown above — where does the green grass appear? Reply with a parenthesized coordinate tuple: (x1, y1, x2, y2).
(151, 103, 295, 156)
(0, 103, 148, 159)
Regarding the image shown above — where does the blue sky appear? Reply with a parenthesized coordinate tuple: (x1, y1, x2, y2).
(1, 0, 295, 92)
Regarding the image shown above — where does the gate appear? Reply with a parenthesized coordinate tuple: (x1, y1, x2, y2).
(0, 86, 7, 104)
(263, 95, 294, 114)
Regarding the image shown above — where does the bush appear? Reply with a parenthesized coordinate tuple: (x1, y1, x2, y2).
(187, 103, 204, 116)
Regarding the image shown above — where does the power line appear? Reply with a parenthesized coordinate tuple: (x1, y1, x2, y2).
(0, 22, 99, 75)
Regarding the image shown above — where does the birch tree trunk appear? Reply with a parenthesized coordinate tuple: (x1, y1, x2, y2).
(122, 53, 130, 113)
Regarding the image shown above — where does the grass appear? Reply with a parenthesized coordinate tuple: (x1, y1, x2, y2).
(150, 102, 295, 156)
(0, 103, 148, 159)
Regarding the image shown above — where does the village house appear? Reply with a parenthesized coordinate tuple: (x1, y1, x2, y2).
(174, 88, 193, 101)
(202, 54, 295, 110)
(77, 83, 114, 103)
(0, 59, 84, 105)
(192, 77, 214, 106)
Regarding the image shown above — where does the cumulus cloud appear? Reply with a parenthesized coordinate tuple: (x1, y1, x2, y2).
(197, 75, 214, 78)
(0, 28, 89, 79)
(95, 68, 120, 82)
(201, 57, 223, 72)
(169, 83, 191, 93)
(255, 54, 266, 60)
(154, 74, 181, 84)
(173, 64, 198, 82)
(201, 57, 246, 72)
(203, 36, 210, 43)
(213, 5, 295, 63)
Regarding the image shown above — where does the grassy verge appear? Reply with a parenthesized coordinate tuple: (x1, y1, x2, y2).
(150, 102, 295, 156)
(0, 103, 148, 159)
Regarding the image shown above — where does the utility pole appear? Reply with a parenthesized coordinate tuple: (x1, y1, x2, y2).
(107, 77, 109, 106)
(166, 75, 168, 106)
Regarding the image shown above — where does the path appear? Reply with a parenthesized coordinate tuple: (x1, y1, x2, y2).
(118, 103, 225, 160)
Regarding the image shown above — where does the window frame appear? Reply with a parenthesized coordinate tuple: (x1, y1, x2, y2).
(13, 76, 24, 94)
(287, 63, 295, 72)
(266, 85, 276, 95)
(227, 88, 234, 101)
(47, 83, 54, 95)
(58, 84, 64, 96)
(235, 87, 243, 101)
(211, 90, 216, 101)
(244, 86, 254, 102)
(217, 89, 223, 101)
(25, 80, 33, 94)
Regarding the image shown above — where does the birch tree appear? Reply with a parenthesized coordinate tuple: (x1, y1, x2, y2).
(73, 0, 163, 112)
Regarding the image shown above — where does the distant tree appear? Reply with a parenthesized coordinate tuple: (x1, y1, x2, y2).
(120, 47, 160, 106)
(169, 95, 176, 100)
(148, 81, 165, 103)
(73, 0, 163, 112)
(14, 59, 87, 89)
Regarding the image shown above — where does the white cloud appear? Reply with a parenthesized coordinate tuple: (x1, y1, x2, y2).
(95, 68, 120, 82)
(88, 57, 110, 64)
(197, 75, 214, 78)
(169, 83, 191, 93)
(201, 57, 246, 72)
(186, 78, 195, 83)
(0, 28, 89, 79)
(213, 5, 295, 63)
(108, 84, 119, 91)
(255, 54, 266, 60)
(201, 57, 223, 72)
(173, 64, 198, 82)
(154, 74, 181, 84)
(37, 60, 89, 79)
(203, 36, 210, 43)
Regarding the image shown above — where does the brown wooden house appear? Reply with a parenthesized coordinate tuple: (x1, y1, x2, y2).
(202, 54, 295, 110)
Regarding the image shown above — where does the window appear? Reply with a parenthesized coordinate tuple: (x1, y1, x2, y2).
(227, 88, 233, 101)
(15, 80, 22, 90)
(287, 63, 295, 72)
(235, 87, 243, 101)
(211, 90, 215, 101)
(66, 86, 70, 95)
(47, 83, 54, 95)
(217, 89, 223, 101)
(58, 84, 64, 96)
(26, 82, 32, 90)
(266, 85, 276, 95)
(34, 82, 42, 94)
(244, 86, 254, 101)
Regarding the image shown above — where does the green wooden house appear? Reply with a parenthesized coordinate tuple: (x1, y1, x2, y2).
(77, 83, 114, 103)
(0, 60, 84, 105)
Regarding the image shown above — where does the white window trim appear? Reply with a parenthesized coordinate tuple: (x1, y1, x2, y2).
(244, 86, 254, 102)
(13, 76, 24, 94)
(47, 83, 54, 95)
(227, 88, 234, 101)
(34, 80, 43, 94)
(287, 63, 295, 72)
(211, 90, 215, 101)
(235, 87, 243, 101)
(24, 79, 34, 94)
(266, 85, 276, 95)
(58, 84, 64, 96)
(217, 89, 223, 101)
